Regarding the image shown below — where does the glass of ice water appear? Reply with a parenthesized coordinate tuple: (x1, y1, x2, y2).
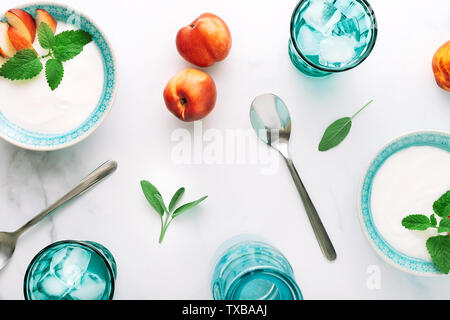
(289, 0, 377, 77)
(211, 237, 303, 300)
(24, 241, 117, 300)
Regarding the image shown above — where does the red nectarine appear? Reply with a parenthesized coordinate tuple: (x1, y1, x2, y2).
(432, 41, 450, 91)
(163, 68, 217, 122)
(176, 13, 232, 67)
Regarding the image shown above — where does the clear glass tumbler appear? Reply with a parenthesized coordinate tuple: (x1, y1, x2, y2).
(289, 0, 377, 77)
(24, 240, 117, 300)
(211, 239, 303, 300)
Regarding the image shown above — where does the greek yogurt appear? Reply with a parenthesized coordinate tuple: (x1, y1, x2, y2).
(0, 22, 104, 134)
(371, 146, 450, 261)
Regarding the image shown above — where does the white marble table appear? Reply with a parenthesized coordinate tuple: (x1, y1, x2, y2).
(0, 0, 449, 300)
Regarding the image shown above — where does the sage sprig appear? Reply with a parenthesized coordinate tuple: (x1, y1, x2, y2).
(319, 100, 374, 152)
(140, 180, 208, 243)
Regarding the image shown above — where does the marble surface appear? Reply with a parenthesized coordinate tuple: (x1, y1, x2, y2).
(0, 0, 449, 300)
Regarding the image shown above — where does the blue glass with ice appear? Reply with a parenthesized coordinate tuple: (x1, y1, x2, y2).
(24, 241, 117, 300)
(289, 0, 377, 77)
(211, 239, 303, 300)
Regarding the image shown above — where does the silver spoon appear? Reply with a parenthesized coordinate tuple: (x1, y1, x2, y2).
(0, 160, 118, 271)
(250, 94, 336, 261)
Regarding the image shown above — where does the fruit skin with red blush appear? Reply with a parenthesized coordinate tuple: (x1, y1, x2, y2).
(176, 13, 232, 67)
(432, 41, 450, 91)
(163, 68, 217, 122)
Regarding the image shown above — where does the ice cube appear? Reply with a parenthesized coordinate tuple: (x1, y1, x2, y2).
(37, 274, 70, 299)
(69, 273, 107, 300)
(303, 0, 342, 36)
(333, 17, 361, 42)
(319, 35, 356, 66)
(297, 24, 325, 56)
(332, 0, 356, 15)
(54, 247, 92, 287)
(49, 247, 68, 274)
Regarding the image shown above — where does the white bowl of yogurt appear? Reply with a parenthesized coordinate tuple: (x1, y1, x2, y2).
(0, 3, 117, 151)
(358, 130, 450, 276)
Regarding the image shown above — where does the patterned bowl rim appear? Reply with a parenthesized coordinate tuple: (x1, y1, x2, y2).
(358, 130, 450, 277)
(0, 2, 117, 151)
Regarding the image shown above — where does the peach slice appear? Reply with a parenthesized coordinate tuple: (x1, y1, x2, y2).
(432, 41, 450, 91)
(36, 9, 57, 34)
(5, 9, 36, 43)
(0, 22, 16, 58)
(8, 26, 34, 51)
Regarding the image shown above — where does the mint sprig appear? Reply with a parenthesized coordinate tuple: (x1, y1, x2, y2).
(402, 190, 450, 274)
(319, 100, 374, 152)
(0, 22, 92, 91)
(140, 181, 208, 243)
(0, 49, 43, 80)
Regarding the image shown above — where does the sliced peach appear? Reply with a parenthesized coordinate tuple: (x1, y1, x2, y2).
(0, 22, 16, 58)
(5, 9, 36, 43)
(8, 26, 34, 51)
(36, 9, 57, 34)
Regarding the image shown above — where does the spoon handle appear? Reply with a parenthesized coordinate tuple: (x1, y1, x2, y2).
(14, 161, 118, 238)
(285, 158, 337, 261)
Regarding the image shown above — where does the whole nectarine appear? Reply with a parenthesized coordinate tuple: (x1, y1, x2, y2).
(163, 68, 217, 122)
(176, 13, 232, 67)
(432, 41, 450, 91)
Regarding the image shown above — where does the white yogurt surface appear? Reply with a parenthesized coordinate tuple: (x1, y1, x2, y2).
(0, 22, 104, 134)
(371, 146, 450, 261)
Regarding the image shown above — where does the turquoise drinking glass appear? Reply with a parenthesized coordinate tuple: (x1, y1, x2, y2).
(24, 241, 117, 300)
(211, 239, 303, 300)
(289, 0, 377, 77)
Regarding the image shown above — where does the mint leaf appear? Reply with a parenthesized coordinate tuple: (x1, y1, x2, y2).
(53, 30, 93, 62)
(430, 214, 438, 228)
(173, 196, 208, 218)
(0, 49, 43, 80)
(169, 187, 185, 212)
(438, 218, 450, 234)
(45, 59, 64, 91)
(38, 22, 55, 49)
(402, 215, 432, 231)
(140, 181, 164, 216)
(433, 191, 450, 218)
(426, 235, 450, 274)
(319, 100, 373, 152)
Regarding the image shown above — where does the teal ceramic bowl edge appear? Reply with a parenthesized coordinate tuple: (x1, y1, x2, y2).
(0, 2, 117, 151)
(358, 130, 450, 277)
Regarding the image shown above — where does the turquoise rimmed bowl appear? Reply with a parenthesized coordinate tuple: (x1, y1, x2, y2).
(358, 130, 450, 276)
(0, 3, 117, 151)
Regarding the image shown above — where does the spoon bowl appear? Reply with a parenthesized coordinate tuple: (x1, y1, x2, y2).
(250, 94, 336, 261)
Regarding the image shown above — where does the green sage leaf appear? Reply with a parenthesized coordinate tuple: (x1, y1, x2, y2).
(173, 196, 208, 218)
(169, 187, 185, 212)
(319, 117, 352, 152)
(140, 180, 164, 216)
